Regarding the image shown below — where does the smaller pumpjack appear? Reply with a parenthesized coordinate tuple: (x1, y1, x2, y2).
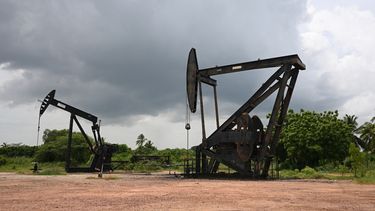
(39, 90, 115, 173)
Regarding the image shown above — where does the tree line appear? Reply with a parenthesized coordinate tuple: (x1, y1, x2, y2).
(1, 109, 374, 173)
(277, 110, 374, 175)
(1, 130, 192, 168)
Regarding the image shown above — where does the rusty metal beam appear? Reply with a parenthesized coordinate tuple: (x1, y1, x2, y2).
(206, 65, 287, 140)
(199, 54, 305, 77)
(262, 65, 292, 152)
(261, 69, 299, 177)
(199, 75, 217, 86)
(72, 115, 96, 154)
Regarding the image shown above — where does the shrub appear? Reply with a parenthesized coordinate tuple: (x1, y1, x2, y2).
(280, 167, 325, 179)
(0, 156, 6, 166)
(35, 132, 91, 164)
(365, 170, 375, 177)
(338, 165, 348, 176)
(280, 169, 299, 179)
(0, 145, 36, 157)
(301, 166, 316, 175)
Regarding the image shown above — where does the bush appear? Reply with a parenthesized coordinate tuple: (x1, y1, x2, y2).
(301, 166, 316, 175)
(315, 162, 340, 172)
(280, 166, 325, 179)
(35, 132, 92, 164)
(349, 143, 366, 177)
(156, 148, 194, 164)
(355, 170, 375, 184)
(280, 169, 299, 179)
(338, 165, 348, 176)
(0, 156, 6, 166)
(365, 170, 375, 177)
(133, 161, 162, 173)
(0, 145, 36, 157)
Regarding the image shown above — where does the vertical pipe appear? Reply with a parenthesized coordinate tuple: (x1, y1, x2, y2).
(66, 114, 74, 171)
(213, 85, 220, 128)
(198, 80, 209, 173)
(202, 153, 207, 174)
(198, 81, 206, 139)
(92, 126, 99, 147)
(195, 146, 201, 174)
(36, 116, 41, 147)
(97, 121, 103, 147)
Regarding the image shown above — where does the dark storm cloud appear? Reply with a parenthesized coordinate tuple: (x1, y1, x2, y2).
(0, 0, 308, 124)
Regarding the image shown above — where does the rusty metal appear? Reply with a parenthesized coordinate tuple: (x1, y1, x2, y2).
(39, 90, 115, 173)
(186, 48, 305, 178)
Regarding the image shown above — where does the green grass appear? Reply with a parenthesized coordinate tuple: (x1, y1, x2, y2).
(279, 166, 356, 180)
(280, 167, 327, 179)
(279, 166, 375, 184)
(86, 175, 120, 180)
(354, 170, 375, 184)
(1, 156, 374, 183)
(323, 173, 354, 180)
(0, 156, 34, 172)
(37, 166, 66, 175)
(355, 177, 375, 184)
(0, 156, 66, 175)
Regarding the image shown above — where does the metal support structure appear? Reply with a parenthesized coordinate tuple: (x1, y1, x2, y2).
(262, 69, 299, 177)
(186, 48, 305, 178)
(195, 146, 201, 174)
(213, 85, 220, 128)
(198, 81, 206, 140)
(66, 114, 74, 171)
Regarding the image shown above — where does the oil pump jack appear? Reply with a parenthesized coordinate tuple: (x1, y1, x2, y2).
(39, 90, 115, 173)
(186, 48, 305, 178)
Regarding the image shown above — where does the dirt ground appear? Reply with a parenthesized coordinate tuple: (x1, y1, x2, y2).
(0, 172, 374, 211)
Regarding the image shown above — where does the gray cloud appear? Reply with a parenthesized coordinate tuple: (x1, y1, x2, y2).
(0, 0, 308, 125)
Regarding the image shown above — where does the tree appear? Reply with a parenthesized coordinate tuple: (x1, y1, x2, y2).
(144, 140, 157, 153)
(357, 117, 375, 153)
(35, 129, 92, 164)
(0, 145, 36, 157)
(117, 144, 131, 154)
(279, 110, 354, 169)
(112, 144, 133, 161)
(343, 114, 358, 132)
(42, 129, 69, 144)
(1, 142, 6, 148)
(136, 134, 146, 148)
(134, 134, 157, 155)
(348, 143, 366, 177)
(157, 148, 194, 163)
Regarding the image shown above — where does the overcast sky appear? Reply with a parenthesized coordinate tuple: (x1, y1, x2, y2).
(1, 0, 375, 149)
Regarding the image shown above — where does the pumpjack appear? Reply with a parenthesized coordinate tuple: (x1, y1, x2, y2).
(39, 90, 115, 172)
(186, 48, 305, 178)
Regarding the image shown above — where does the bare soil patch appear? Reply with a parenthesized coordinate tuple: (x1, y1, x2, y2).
(0, 172, 374, 210)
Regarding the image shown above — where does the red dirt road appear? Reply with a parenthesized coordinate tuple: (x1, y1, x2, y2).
(0, 172, 374, 210)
